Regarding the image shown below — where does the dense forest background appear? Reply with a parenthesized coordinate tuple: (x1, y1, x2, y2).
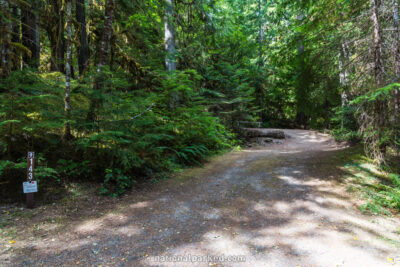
(0, 0, 399, 200)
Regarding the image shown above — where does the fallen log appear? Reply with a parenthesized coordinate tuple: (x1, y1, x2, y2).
(244, 129, 286, 139)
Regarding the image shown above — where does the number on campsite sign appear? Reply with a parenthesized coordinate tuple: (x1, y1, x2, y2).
(25, 152, 36, 209)
(27, 152, 35, 181)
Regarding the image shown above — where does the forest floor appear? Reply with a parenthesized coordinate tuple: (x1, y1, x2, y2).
(1, 129, 400, 267)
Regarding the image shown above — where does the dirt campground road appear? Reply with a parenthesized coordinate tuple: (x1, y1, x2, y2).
(1, 129, 400, 267)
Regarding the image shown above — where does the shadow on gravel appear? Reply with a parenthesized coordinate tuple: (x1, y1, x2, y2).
(5, 133, 399, 267)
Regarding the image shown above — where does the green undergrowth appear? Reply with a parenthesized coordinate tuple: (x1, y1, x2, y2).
(0, 69, 235, 201)
(338, 145, 400, 215)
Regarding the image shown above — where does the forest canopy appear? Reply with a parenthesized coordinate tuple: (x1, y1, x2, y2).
(0, 0, 399, 200)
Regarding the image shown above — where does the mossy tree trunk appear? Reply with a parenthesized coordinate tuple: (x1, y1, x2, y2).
(76, 0, 89, 75)
(21, 0, 40, 69)
(1, 0, 11, 77)
(87, 0, 115, 122)
(64, 0, 72, 139)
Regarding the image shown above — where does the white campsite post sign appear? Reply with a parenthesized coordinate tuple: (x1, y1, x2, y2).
(24, 152, 37, 208)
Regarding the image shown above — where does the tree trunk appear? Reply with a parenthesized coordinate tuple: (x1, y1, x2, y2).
(56, 2, 65, 73)
(76, 0, 89, 74)
(165, 0, 176, 71)
(0, 0, 11, 78)
(48, 27, 58, 71)
(64, 0, 72, 138)
(48, 0, 65, 72)
(372, 0, 386, 158)
(164, 0, 179, 107)
(10, 4, 21, 71)
(372, 0, 384, 87)
(97, 0, 114, 68)
(110, 33, 115, 71)
(340, 91, 348, 129)
(294, 11, 307, 128)
(258, 0, 263, 67)
(257, 0, 264, 122)
(339, 42, 350, 129)
(394, 0, 399, 123)
(339, 43, 350, 87)
(87, 0, 114, 122)
(21, 1, 40, 69)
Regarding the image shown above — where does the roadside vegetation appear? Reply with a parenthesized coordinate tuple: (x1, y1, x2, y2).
(0, 0, 399, 214)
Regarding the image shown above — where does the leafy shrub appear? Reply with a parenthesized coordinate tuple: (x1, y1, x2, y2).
(100, 168, 135, 197)
(350, 83, 400, 162)
(332, 128, 361, 143)
(330, 104, 361, 143)
(0, 69, 233, 199)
